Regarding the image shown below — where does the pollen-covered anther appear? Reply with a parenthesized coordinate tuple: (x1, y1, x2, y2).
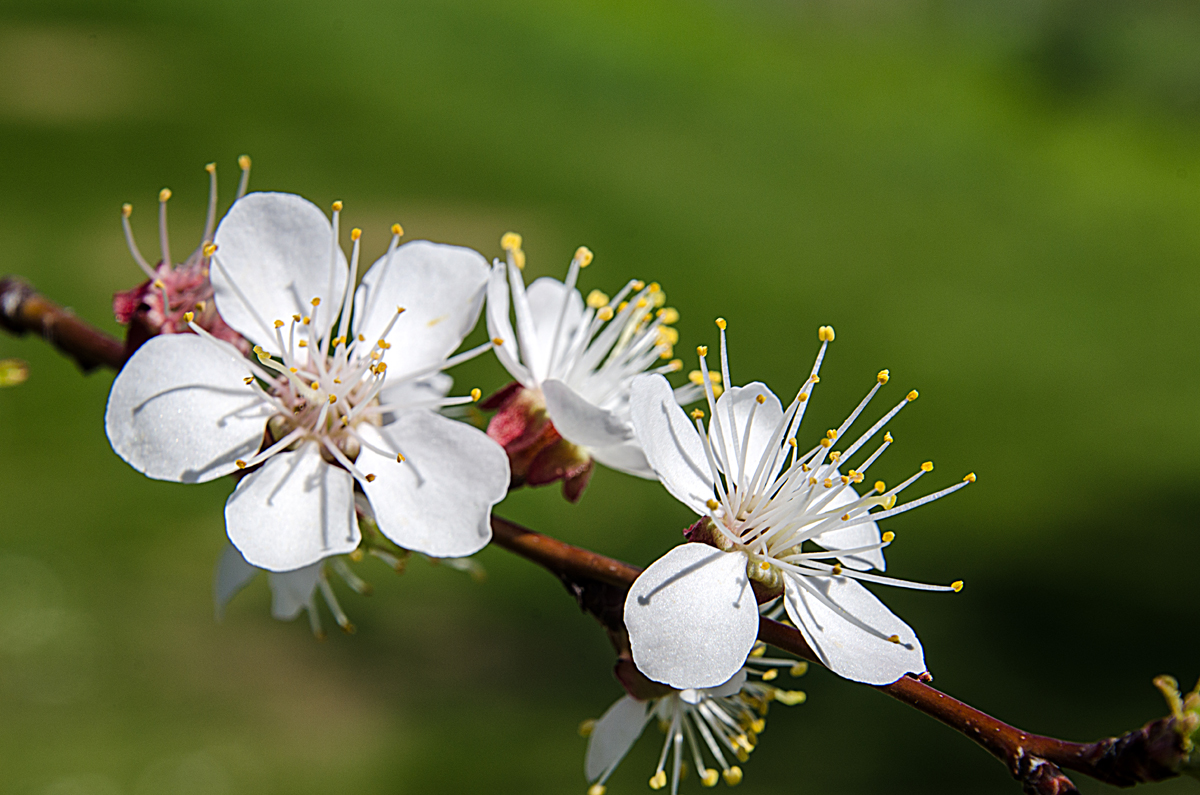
(298, 340, 308, 348)
(755, 394, 766, 405)
(274, 319, 284, 328)
(391, 223, 403, 236)
(328, 395, 337, 404)
(883, 432, 893, 443)
(818, 325, 835, 342)
(888, 634, 901, 644)
(952, 580, 964, 592)
(715, 317, 727, 330)
(500, 231, 522, 251)
(396, 453, 406, 463)
(243, 376, 254, 385)
(723, 767, 744, 786)
(921, 461, 934, 472)
(585, 289, 609, 309)
(378, 340, 391, 350)
(877, 369, 890, 384)
(790, 662, 808, 676)
(596, 305, 615, 322)
(819, 438, 832, 448)
(470, 388, 482, 401)
(775, 690, 806, 705)
(332, 201, 343, 212)
(184, 312, 194, 323)
(758, 561, 770, 571)
(491, 337, 504, 346)
(787, 438, 797, 448)
(311, 297, 321, 307)
(907, 390, 919, 401)
(762, 669, 778, 681)
(649, 770, 667, 790)
(195, 301, 207, 311)
(158, 188, 172, 202)
(690, 409, 705, 420)
(203, 242, 218, 258)
(121, 202, 133, 218)
(588, 784, 607, 795)
(350, 227, 362, 241)
(882, 495, 897, 510)
(238, 154, 252, 170)
(310, 381, 320, 390)
(840, 476, 849, 485)
(375, 362, 388, 374)
(666, 358, 683, 372)
(829, 451, 841, 461)
(574, 246, 593, 266)
(632, 280, 645, 291)
(831, 564, 843, 575)
(823, 478, 833, 488)
(153, 279, 165, 289)
(365, 474, 376, 482)
(882, 531, 895, 543)
(706, 498, 720, 510)
(235, 460, 247, 469)
(696, 345, 708, 357)
(964, 472, 977, 483)
(700, 769, 719, 787)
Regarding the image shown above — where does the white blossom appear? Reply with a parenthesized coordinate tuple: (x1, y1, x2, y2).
(625, 322, 971, 689)
(106, 192, 510, 572)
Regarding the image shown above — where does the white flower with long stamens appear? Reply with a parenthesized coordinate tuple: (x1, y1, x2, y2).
(583, 645, 806, 795)
(485, 233, 701, 482)
(624, 322, 973, 689)
(105, 192, 510, 572)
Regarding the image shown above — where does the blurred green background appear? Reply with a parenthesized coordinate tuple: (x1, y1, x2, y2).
(1, 1, 1198, 793)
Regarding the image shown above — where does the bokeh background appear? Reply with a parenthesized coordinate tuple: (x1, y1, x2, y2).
(1, 1, 1198, 793)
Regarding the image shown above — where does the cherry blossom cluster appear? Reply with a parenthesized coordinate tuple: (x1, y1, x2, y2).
(104, 164, 973, 793)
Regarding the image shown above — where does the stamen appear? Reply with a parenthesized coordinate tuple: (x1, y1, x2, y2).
(120, 203, 158, 280)
(236, 154, 252, 199)
(157, 188, 172, 268)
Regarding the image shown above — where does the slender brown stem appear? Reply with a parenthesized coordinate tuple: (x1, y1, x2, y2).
(3, 275, 1192, 795)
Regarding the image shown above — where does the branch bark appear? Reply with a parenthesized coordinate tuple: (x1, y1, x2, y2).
(3, 274, 1193, 794)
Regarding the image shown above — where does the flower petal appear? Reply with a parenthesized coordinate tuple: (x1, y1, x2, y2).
(353, 240, 489, 377)
(485, 261, 532, 385)
(702, 667, 748, 699)
(712, 383, 785, 488)
(105, 334, 273, 484)
(523, 277, 583, 380)
(225, 441, 359, 571)
(356, 413, 509, 558)
(782, 572, 924, 685)
(812, 486, 886, 572)
(624, 544, 758, 689)
(268, 561, 323, 621)
(543, 379, 632, 449)
(585, 695, 648, 782)
(378, 373, 453, 414)
(211, 192, 348, 353)
(588, 440, 654, 479)
(213, 542, 259, 620)
(629, 373, 714, 514)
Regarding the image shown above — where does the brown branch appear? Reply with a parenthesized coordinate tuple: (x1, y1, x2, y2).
(3, 275, 1192, 794)
(0, 277, 125, 372)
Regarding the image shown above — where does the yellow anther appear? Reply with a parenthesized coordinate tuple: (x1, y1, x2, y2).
(588, 784, 607, 795)
(470, 388, 482, 402)
(667, 358, 683, 372)
(818, 325, 835, 342)
(801, 464, 810, 472)
(396, 306, 406, 315)
(831, 564, 843, 575)
(332, 200, 343, 212)
(203, 242, 218, 258)
(749, 643, 766, 658)
(396, 453, 406, 463)
(648, 282, 660, 293)
(952, 580, 964, 592)
(585, 289, 609, 309)
(243, 376, 254, 385)
(632, 280, 645, 291)
(235, 460, 247, 469)
(762, 668, 778, 681)
(238, 154, 252, 170)
(819, 438, 832, 448)
(298, 340, 308, 348)
(391, 223, 403, 236)
(696, 345, 708, 357)
(183, 312, 194, 323)
(690, 409, 705, 420)
(121, 202, 133, 217)
(823, 478, 833, 488)
(657, 326, 679, 345)
(195, 301, 207, 311)
(964, 472, 977, 483)
(657, 307, 680, 324)
(701, 768, 719, 787)
(882, 531, 895, 543)
(830, 451, 842, 462)
(826, 429, 838, 440)
(328, 395, 337, 404)
(596, 306, 615, 322)
(358, 334, 366, 342)
(776, 689, 807, 705)
(883, 495, 897, 510)
(810, 375, 820, 384)
(755, 394, 766, 405)
(350, 227, 362, 241)
(578, 719, 596, 738)
(887, 634, 902, 644)
(877, 369, 890, 384)
(797, 392, 808, 403)
(513, 249, 526, 269)
(153, 279, 165, 289)
(883, 432, 893, 443)
(574, 245, 593, 266)
(500, 231, 522, 251)
(723, 767, 743, 786)
(840, 476, 849, 486)
(375, 362, 387, 373)
(787, 438, 798, 448)
(711, 384, 723, 397)
(617, 301, 628, 313)
(274, 319, 284, 328)
(378, 340, 391, 349)
(688, 370, 704, 385)
(790, 662, 808, 677)
(758, 561, 770, 571)
(292, 314, 302, 322)
(706, 498, 720, 510)
(808, 477, 817, 485)
(921, 461, 934, 472)
(310, 381, 320, 390)
(649, 770, 667, 790)
(715, 317, 727, 330)
(906, 390, 919, 401)
(289, 367, 298, 373)
(158, 188, 171, 202)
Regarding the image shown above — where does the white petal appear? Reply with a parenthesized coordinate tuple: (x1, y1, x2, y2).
(701, 667, 748, 699)
(105, 334, 273, 483)
(543, 379, 632, 449)
(813, 487, 885, 572)
(225, 441, 359, 571)
(629, 374, 714, 514)
(712, 383, 784, 488)
(624, 544, 758, 689)
(353, 240, 489, 377)
(213, 542, 259, 620)
(377, 373, 453, 414)
(485, 261, 531, 385)
(782, 572, 925, 686)
(355, 413, 509, 558)
(588, 440, 655, 479)
(585, 695, 648, 782)
(267, 561, 323, 620)
(211, 192, 348, 353)
(523, 277, 583, 379)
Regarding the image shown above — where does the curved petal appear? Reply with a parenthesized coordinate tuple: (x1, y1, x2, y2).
(712, 383, 784, 488)
(702, 667, 748, 699)
(812, 487, 885, 572)
(782, 572, 924, 686)
(524, 277, 583, 380)
(105, 334, 273, 484)
(214, 543, 259, 620)
(212, 192, 348, 353)
(225, 441, 359, 571)
(485, 261, 531, 385)
(629, 374, 714, 514)
(268, 561, 323, 621)
(624, 544, 758, 689)
(356, 412, 509, 558)
(589, 440, 654, 479)
(353, 240, 489, 377)
(543, 379, 632, 449)
(585, 695, 648, 782)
